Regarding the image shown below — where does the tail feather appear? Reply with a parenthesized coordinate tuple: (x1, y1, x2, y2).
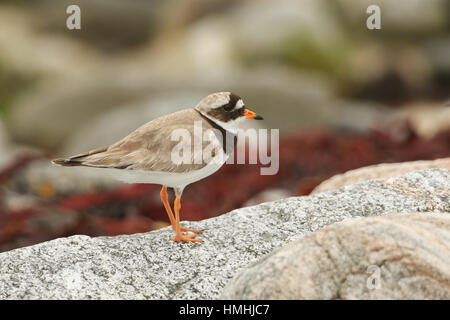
(51, 158, 84, 166)
(51, 146, 108, 167)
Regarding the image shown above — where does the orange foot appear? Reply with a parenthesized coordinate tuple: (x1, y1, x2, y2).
(170, 233, 203, 243)
(180, 227, 203, 234)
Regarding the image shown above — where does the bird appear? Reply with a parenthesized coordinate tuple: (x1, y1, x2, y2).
(52, 92, 263, 243)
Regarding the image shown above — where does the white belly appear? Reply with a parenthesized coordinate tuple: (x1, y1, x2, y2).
(99, 155, 227, 190)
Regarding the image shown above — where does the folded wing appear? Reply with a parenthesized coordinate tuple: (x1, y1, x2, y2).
(52, 109, 221, 173)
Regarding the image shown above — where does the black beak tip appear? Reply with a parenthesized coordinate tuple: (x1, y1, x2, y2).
(254, 115, 264, 120)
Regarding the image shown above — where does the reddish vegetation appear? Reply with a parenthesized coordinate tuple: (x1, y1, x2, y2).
(1, 126, 449, 252)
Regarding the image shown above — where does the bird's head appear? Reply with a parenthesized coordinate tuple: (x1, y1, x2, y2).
(195, 92, 263, 134)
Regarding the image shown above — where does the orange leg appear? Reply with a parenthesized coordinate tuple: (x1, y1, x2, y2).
(170, 193, 202, 243)
(160, 186, 176, 228)
(160, 186, 202, 242)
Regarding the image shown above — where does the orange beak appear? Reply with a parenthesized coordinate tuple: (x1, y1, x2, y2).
(244, 108, 263, 120)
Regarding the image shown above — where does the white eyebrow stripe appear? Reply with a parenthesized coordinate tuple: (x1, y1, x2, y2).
(210, 95, 231, 109)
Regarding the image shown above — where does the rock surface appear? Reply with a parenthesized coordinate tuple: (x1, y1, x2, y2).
(312, 158, 450, 194)
(222, 212, 450, 299)
(0, 168, 448, 299)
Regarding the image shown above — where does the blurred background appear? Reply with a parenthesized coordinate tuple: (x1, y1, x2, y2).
(0, 0, 449, 252)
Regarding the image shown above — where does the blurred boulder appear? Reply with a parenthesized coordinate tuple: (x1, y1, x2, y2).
(392, 102, 450, 139)
(312, 158, 450, 194)
(425, 36, 450, 100)
(0, 119, 16, 168)
(426, 36, 450, 74)
(348, 43, 433, 104)
(327, 100, 393, 132)
(335, 0, 448, 35)
(7, 76, 154, 150)
(34, 0, 164, 52)
(0, 6, 101, 77)
(0, 118, 42, 169)
(0, 119, 9, 154)
(156, 0, 347, 76)
(222, 212, 450, 299)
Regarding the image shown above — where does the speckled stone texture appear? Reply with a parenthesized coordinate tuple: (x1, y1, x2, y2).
(0, 168, 449, 299)
(221, 212, 450, 299)
(312, 158, 450, 194)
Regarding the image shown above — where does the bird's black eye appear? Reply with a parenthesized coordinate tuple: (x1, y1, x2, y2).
(223, 104, 234, 111)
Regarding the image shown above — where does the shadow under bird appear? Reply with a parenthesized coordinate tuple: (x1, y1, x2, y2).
(52, 92, 263, 243)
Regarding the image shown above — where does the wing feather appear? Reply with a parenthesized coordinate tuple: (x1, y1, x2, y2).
(52, 109, 223, 173)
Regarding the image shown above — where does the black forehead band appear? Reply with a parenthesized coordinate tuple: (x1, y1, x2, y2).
(206, 93, 245, 122)
(222, 93, 241, 110)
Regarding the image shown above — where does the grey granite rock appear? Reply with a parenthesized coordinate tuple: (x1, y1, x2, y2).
(222, 212, 450, 299)
(0, 168, 448, 299)
(312, 158, 450, 194)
